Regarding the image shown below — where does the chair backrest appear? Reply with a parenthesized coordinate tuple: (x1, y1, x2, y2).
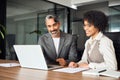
(104, 32, 120, 70)
(72, 34, 88, 61)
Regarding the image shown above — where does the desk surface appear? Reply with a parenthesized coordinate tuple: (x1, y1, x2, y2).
(0, 59, 119, 80)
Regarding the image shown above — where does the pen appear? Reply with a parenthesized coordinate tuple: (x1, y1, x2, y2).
(98, 69, 106, 73)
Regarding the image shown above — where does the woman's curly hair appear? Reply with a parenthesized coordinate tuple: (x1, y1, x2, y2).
(83, 10, 108, 32)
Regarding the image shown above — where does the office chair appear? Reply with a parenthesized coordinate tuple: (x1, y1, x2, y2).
(104, 32, 120, 70)
(72, 34, 87, 61)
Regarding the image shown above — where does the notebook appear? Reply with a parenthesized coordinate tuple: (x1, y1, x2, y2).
(99, 70, 120, 78)
(83, 69, 120, 78)
(13, 45, 62, 70)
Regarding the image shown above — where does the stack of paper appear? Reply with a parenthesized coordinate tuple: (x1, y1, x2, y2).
(82, 68, 105, 75)
(53, 67, 89, 73)
(0, 63, 20, 67)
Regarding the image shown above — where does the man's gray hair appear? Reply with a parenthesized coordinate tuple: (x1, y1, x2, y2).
(45, 14, 59, 22)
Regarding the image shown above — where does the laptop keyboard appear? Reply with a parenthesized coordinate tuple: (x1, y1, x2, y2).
(48, 65, 61, 68)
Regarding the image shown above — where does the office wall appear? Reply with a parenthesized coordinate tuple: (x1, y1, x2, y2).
(7, 17, 38, 44)
(6, 13, 38, 59)
(71, 2, 108, 21)
(109, 6, 120, 32)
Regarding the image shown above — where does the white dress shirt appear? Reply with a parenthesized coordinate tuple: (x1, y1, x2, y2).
(52, 38, 60, 55)
(78, 32, 117, 70)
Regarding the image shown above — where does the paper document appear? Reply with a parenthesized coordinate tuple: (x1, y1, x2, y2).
(82, 68, 106, 75)
(53, 67, 89, 73)
(0, 63, 20, 67)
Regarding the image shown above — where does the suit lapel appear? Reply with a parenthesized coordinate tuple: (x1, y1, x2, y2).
(47, 34, 57, 58)
(58, 32, 65, 56)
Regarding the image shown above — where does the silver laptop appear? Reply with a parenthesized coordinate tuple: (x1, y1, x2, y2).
(13, 45, 62, 70)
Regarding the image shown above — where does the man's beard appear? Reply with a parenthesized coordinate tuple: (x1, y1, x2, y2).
(49, 30, 59, 37)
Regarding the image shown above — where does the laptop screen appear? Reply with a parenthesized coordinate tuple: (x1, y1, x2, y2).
(13, 45, 49, 70)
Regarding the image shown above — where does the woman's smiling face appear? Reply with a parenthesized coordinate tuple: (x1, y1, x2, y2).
(83, 20, 99, 39)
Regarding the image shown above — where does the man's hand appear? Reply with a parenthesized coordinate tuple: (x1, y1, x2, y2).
(56, 58, 66, 66)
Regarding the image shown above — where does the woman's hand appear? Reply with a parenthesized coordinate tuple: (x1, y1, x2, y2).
(69, 62, 89, 68)
(68, 62, 78, 68)
(79, 62, 89, 68)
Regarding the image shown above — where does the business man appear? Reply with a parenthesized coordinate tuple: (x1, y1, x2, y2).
(38, 14, 78, 66)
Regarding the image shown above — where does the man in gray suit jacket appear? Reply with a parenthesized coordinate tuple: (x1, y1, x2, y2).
(38, 15, 78, 66)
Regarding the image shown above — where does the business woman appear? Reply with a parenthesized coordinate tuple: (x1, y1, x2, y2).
(69, 10, 117, 70)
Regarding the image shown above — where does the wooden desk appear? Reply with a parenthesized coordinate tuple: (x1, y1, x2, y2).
(0, 59, 119, 80)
